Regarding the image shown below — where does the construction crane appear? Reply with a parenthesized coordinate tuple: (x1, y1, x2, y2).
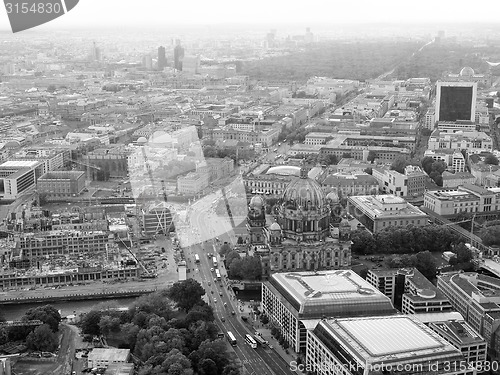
(71, 158, 102, 182)
(117, 236, 154, 278)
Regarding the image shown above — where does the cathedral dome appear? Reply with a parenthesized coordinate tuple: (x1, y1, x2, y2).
(250, 195, 265, 208)
(270, 222, 281, 231)
(326, 191, 339, 204)
(460, 66, 475, 77)
(282, 172, 326, 210)
(137, 137, 147, 145)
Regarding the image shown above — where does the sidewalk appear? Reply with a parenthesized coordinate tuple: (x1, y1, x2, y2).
(237, 302, 304, 375)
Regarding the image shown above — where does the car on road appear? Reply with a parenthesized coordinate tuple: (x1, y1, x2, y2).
(241, 316, 248, 321)
(219, 292, 223, 296)
(210, 268, 214, 272)
(208, 281, 211, 286)
(231, 311, 235, 315)
(221, 317, 225, 322)
(214, 298, 217, 303)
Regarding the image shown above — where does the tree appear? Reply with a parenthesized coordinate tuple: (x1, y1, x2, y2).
(480, 225, 500, 247)
(431, 160, 447, 174)
(199, 358, 218, 375)
(390, 157, 408, 174)
(99, 315, 121, 336)
(167, 279, 205, 311)
(421, 156, 435, 175)
(363, 167, 373, 175)
(130, 290, 174, 321)
(367, 150, 377, 163)
(421, 128, 432, 137)
(260, 314, 269, 325)
(185, 304, 215, 325)
(237, 236, 244, 245)
(412, 251, 437, 280)
(189, 339, 229, 374)
(222, 364, 241, 375)
(225, 251, 241, 269)
(159, 349, 192, 375)
(228, 256, 262, 280)
(79, 310, 103, 335)
(23, 305, 61, 332)
(485, 153, 499, 166)
(26, 324, 58, 352)
(342, 152, 352, 159)
(219, 243, 232, 256)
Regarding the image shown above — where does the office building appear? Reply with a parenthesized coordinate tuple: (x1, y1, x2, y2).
(37, 171, 85, 198)
(0, 160, 44, 200)
(142, 55, 153, 70)
(306, 315, 475, 375)
(428, 320, 487, 366)
(158, 46, 167, 70)
(88, 348, 130, 369)
(428, 130, 492, 152)
(442, 171, 476, 189)
(177, 172, 209, 195)
(367, 268, 452, 314)
(435, 81, 477, 123)
(372, 165, 427, 198)
(140, 202, 174, 236)
(262, 270, 396, 352)
(174, 42, 184, 71)
(438, 272, 500, 359)
(347, 194, 428, 233)
(15, 230, 109, 261)
(423, 185, 500, 216)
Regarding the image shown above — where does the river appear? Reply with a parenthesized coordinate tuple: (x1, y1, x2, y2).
(0, 290, 263, 320)
(0, 297, 139, 321)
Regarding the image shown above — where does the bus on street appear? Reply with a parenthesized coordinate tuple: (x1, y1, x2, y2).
(215, 269, 221, 280)
(227, 331, 237, 346)
(245, 334, 257, 349)
(194, 254, 200, 263)
(212, 256, 218, 268)
(253, 334, 268, 347)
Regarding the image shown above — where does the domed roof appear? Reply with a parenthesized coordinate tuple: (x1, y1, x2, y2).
(266, 165, 301, 176)
(250, 195, 265, 208)
(460, 66, 475, 76)
(326, 191, 339, 203)
(282, 174, 326, 210)
(340, 217, 351, 227)
(137, 137, 147, 144)
(270, 222, 281, 231)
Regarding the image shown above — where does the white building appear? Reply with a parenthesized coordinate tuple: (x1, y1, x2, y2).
(88, 348, 130, 369)
(306, 315, 475, 375)
(262, 270, 396, 353)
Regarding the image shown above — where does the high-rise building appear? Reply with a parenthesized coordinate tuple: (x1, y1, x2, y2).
(157, 46, 167, 70)
(90, 42, 101, 61)
(435, 81, 477, 122)
(174, 42, 184, 71)
(142, 55, 153, 70)
(182, 55, 200, 74)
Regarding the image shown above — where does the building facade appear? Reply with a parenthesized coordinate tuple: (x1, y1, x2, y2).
(347, 194, 429, 233)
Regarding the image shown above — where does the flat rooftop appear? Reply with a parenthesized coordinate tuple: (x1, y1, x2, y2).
(318, 315, 463, 364)
(268, 270, 395, 318)
(0, 160, 40, 168)
(348, 195, 427, 219)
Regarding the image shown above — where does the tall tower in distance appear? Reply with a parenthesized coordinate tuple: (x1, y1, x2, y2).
(435, 81, 477, 122)
(90, 41, 101, 62)
(174, 40, 184, 71)
(158, 46, 167, 70)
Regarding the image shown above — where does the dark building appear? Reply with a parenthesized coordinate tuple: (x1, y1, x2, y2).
(158, 46, 167, 70)
(435, 81, 477, 122)
(174, 43, 184, 71)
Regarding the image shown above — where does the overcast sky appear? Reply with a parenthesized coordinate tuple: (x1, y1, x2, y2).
(1, 0, 500, 31)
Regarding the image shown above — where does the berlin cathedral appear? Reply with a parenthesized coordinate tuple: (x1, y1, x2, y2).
(246, 167, 352, 278)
